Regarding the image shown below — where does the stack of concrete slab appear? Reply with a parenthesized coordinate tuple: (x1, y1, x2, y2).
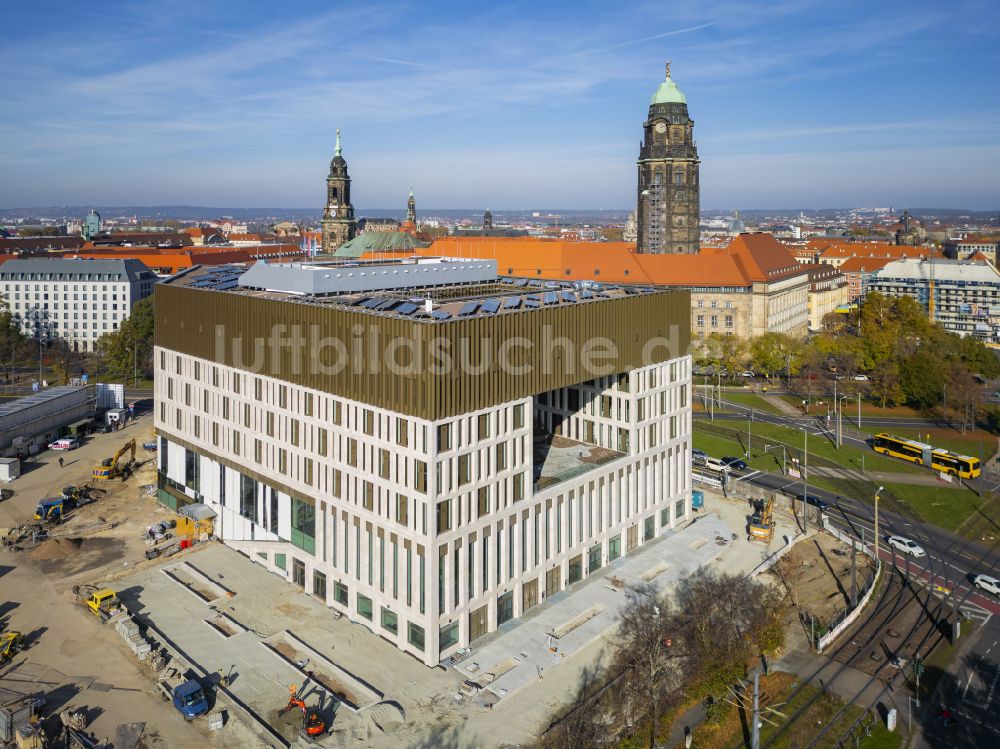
(115, 616, 151, 660)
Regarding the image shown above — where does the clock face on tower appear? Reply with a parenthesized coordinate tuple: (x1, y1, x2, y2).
(329, 207, 338, 218)
(654, 121, 667, 134)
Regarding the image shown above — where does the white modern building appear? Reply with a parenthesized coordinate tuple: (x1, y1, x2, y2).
(0, 257, 157, 351)
(153, 258, 693, 666)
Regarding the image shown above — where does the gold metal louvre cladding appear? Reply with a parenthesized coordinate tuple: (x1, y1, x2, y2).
(154, 284, 691, 420)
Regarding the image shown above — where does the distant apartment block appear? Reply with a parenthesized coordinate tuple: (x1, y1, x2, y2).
(0, 257, 156, 351)
(869, 259, 1000, 343)
(153, 258, 694, 666)
(804, 263, 849, 330)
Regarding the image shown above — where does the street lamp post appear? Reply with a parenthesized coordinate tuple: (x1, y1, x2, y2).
(747, 408, 753, 458)
(838, 395, 848, 449)
(874, 485, 884, 562)
(802, 429, 809, 533)
(764, 444, 787, 474)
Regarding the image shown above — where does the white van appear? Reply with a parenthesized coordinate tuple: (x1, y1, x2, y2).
(703, 457, 731, 474)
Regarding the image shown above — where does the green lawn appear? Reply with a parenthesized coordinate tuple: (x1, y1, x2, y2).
(879, 482, 985, 534)
(691, 431, 789, 473)
(706, 420, 926, 475)
(717, 391, 788, 416)
(858, 725, 903, 749)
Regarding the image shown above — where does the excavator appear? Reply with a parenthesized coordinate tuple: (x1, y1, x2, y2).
(0, 631, 25, 664)
(748, 496, 775, 544)
(278, 685, 327, 740)
(93, 438, 136, 481)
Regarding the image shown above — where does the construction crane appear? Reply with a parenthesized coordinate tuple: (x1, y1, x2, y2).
(93, 438, 137, 481)
(748, 496, 775, 544)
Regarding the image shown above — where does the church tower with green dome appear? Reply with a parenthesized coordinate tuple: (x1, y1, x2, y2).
(636, 63, 700, 253)
(321, 129, 357, 253)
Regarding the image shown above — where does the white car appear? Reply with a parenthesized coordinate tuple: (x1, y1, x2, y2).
(853, 374, 869, 381)
(887, 535, 925, 557)
(972, 574, 1000, 597)
(48, 436, 79, 451)
(741, 370, 755, 378)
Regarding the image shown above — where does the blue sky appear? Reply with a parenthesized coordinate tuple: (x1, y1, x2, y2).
(1, 0, 998, 210)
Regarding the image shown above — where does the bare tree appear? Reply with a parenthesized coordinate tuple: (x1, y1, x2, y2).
(612, 585, 684, 748)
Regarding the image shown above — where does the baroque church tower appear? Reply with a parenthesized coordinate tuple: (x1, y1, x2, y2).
(321, 129, 357, 253)
(406, 187, 416, 224)
(636, 63, 700, 253)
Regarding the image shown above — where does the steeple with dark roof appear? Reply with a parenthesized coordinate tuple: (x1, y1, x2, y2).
(321, 128, 357, 253)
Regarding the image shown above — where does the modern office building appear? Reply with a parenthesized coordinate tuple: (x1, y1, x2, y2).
(868, 258, 1000, 343)
(153, 258, 693, 666)
(0, 257, 157, 351)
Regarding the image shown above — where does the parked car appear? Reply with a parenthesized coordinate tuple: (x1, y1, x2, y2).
(971, 573, 1000, 597)
(702, 456, 731, 474)
(853, 374, 869, 381)
(692, 449, 708, 465)
(721, 456, 748, 471)
(887, 535, 926, 557)
(740, 370, 755, 378)
(48, 436, 79, 451)
(793, 491, 830, 510)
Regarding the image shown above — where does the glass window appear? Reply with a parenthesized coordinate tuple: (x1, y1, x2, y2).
(439, 621, 459, 651)
(381, 607, 398, 635)
(357, 593, 373, 620)
(292, 558, 305, 587)
(313, 570, 327, 601)
(291, 498, 316, 554)
(239, 474, 257, 522)
(334, 581, 348, 605)
(274, 553, 286, 570)
(408, 622, 425, 651)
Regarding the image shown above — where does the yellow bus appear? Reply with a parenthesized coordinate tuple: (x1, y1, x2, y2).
(872, 433, 981, 479)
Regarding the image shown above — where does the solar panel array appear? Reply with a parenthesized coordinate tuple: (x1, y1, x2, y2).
(186, 267, 644, 321)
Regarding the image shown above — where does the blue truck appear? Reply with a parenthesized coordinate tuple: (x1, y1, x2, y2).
(158, 674, 209, 720)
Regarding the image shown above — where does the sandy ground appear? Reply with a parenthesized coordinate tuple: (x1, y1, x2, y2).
(0, 413, 220, 748)
(1, 425, 823, 749)
(769, 532, 876, 629)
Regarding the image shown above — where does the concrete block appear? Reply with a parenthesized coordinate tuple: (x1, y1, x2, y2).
(208, 712, 224, 731)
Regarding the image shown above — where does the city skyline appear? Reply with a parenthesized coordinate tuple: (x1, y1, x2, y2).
(1, 0, 998, 210)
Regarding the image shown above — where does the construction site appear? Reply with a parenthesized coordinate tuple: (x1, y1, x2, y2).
(1, 408, 899, 749)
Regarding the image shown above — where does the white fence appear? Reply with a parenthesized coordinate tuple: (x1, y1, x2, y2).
(816, 518, 880, 653)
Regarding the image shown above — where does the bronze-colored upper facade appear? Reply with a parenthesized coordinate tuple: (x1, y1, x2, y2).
(154, 280, 691, 421)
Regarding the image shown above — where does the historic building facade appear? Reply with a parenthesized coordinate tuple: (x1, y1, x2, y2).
(320, 130, 357, 253)
(636, 64, 700, 254)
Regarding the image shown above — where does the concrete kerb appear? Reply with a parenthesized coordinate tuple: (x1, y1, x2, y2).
(260, 630, 383, 713)
(132, 611, 291, 748)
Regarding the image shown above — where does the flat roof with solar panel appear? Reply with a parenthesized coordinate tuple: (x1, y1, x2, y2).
(162, 258, 667, 324)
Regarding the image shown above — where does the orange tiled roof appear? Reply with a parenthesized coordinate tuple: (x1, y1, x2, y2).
(836, 256, 895, 273)
(360, 233, 805, 289)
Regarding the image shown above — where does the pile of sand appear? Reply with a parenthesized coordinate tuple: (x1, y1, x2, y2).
(28, 537, 83, 560)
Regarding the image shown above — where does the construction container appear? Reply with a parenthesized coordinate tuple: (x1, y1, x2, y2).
(0, 691, 34, 743)
(0, 457, 19, 483)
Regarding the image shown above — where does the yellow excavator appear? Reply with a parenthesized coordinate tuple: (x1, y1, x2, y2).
(748, 496, 775, 543)
(0, 631, 25, 664)
(93, 438, 137, 481)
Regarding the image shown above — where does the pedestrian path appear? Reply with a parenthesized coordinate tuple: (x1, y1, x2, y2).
(762, 393, 803, 418)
